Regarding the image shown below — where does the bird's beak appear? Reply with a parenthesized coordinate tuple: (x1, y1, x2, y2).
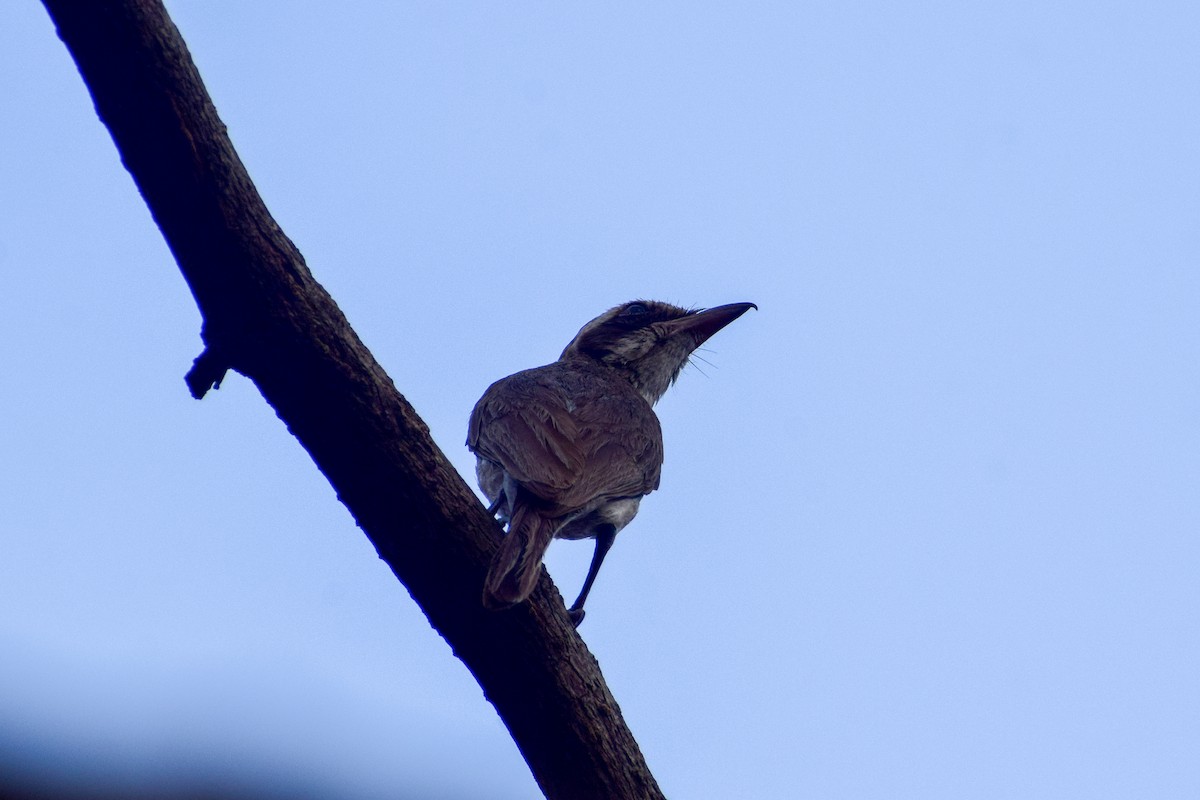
(664, 302, 757, 348)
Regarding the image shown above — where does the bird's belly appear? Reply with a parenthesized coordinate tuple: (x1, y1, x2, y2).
(475, 457, 505, 508)
(556, 497, 642, 540)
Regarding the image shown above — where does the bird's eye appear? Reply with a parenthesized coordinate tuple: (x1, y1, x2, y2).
(621, 303, 649, 316)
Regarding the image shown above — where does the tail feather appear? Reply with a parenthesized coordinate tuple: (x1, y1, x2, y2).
(483, 503, 556, 609)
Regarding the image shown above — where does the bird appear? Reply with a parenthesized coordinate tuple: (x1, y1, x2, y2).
(467, 299, 755, 625)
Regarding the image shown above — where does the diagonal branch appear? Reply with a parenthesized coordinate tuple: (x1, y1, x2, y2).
(39, 2, 664, 798)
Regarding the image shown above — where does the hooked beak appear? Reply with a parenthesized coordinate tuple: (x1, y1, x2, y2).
(664, 302, 757, 348)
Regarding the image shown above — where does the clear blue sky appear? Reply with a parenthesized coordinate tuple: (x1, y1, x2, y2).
(2, 2, 1198, 798)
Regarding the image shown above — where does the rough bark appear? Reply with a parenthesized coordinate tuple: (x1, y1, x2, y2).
(39, 2, 665, 798)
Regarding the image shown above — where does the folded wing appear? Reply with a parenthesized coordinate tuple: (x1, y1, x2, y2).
(468, 361, 663, 515)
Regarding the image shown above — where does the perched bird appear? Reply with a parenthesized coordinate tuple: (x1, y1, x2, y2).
(468, 299, 755, 625)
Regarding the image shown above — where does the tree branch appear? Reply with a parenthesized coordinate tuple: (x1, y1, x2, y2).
(39, 2, 664, 797)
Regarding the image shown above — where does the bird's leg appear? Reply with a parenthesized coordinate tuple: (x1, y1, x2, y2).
(485, 495, 503, 517)
(568, 524, 617, 627)
(485, 488, 512, 523)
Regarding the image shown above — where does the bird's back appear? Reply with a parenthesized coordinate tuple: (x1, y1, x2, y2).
(467, 358, 663, 519)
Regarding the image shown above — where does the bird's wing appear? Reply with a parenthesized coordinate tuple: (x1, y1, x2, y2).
(468, 368, 586, 498)
(467, 363, 663, 511)
(568, 391, 662, 502)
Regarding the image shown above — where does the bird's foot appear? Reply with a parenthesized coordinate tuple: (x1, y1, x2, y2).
(568, 607, 586, 627)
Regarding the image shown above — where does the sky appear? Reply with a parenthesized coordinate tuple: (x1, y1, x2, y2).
(2, 2, 1199, 798)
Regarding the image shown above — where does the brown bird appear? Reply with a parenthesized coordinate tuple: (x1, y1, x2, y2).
(467, 299, 755, 625)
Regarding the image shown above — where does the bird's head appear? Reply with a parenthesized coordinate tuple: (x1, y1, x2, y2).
(560, 299, 756, 404)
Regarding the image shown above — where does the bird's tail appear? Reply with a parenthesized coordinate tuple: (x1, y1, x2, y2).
(483, 503, 557, 610)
